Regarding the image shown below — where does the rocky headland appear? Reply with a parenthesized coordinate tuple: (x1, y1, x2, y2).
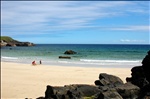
(0, 36, 35, 47)
(36, 50, 150, 99)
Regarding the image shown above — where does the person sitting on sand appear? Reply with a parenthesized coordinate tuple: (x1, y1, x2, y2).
(32, 61, 36, 65)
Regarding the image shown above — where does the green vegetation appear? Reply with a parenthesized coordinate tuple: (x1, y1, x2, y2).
(0, 36, 18, 42)
(84, 96, 95, 99)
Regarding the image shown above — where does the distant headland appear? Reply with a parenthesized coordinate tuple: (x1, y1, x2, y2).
(0, 36, 35, 47)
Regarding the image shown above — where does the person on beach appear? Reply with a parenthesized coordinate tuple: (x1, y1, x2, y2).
(32, 61, 36, 65)
(40, 60, 42, 64)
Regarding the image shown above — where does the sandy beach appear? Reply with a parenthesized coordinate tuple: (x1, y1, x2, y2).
(1, 62, 131, 99)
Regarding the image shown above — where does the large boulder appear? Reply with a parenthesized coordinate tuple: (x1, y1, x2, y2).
(95, 73, 124, 87)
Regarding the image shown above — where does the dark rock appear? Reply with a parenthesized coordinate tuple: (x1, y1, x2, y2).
(43, 84, 100, 99)
(59, 56, 71, 59)
(15, 42, 35, 46)
(95, 91, 123, 99)
(142, 50, 150, 66)
(98, 86, 110, 92)
(138, 84, 150, 99)
(36, 96, 44, 99)
(6, 43, 16, 47)
(115, 82, 140, 99)
(64, 50, 77, 55)
(71, 84, 100, 97)
(129, 66, 149, 88)
(125, 50, 150, 99)
(142, 50, 150, 83)
(98, 73, 124, 86)
(95, 80, 102, 86)
(126, 77, 132, 82)
(45, 85, 54, 99)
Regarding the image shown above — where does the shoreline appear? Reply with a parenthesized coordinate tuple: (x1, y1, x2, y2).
(1, 61, 131, 98)
(1, 59, 141, 69)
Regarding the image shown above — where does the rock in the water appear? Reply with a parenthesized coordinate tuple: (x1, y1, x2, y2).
(64, 50, 77, 55)
(59, 56, 71, 59)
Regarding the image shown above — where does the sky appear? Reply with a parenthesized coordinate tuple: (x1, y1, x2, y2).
(1, 1, 150, 44)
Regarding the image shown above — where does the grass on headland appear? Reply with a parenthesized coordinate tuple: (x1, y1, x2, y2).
(0, 36, 18, 42)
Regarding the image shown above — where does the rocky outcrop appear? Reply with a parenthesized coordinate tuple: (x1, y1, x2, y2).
(142, 50, 150, 83)
(126, 50, 150, 99)
(15, 42, 35, 46)
(37, 73, 140, 99)
(36, 50, 150, 99)
(0, 38, 35, 47)
(94, 73, 140, 99)
(64, 50, 77, 55)
(0, 40, 7, 47)
(37, 84, 100, 99)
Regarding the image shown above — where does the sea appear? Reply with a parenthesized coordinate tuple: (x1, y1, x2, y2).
(1, 44, 150, 68)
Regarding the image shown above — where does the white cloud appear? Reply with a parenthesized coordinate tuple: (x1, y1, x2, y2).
(110, 26, 150, 31)
(1, 1, 149, 36)
(120, 39, 146, 43)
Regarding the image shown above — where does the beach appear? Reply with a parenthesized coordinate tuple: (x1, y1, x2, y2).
(1, 62, 131, 99)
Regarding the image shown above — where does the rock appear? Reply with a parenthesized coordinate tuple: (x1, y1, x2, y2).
(6, 43, 16, 47)
(142, 50, 150, 83)
(115, 82, 140, 99)
(43, 84, 100, 99)
(36, 50, 150, 99)
(129, 66, 149, 88)
(97, 73, 124, 87)
(64, 50, 77, 55)
(1, 36, 35, 47)
(95, 74, 140, 99)
(59, 56, 71, 59)
(70, 84, 100, 97)
(139, 84, 150, 99)
(95, 91, 123, 99)
(0, 40, 7, 47)
(15, 42, 35, 46)
(45, 85, 54, 99)
(125, 50, 150, 99)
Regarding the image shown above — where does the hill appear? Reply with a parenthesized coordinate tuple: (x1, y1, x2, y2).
(1, 36, 19, 43)
(0, 36, 35, 47)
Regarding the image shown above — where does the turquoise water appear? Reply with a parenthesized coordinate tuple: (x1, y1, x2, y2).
(1, 44, 150, 67)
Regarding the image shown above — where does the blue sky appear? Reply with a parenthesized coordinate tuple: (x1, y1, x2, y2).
(1, 1, 150, 44)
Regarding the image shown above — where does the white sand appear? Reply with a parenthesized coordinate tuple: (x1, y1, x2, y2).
(1, 62, 131, 99)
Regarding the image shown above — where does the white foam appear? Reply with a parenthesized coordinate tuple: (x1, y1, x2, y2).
(1, 56, 18, 60)
(80, 59, 141, 63)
